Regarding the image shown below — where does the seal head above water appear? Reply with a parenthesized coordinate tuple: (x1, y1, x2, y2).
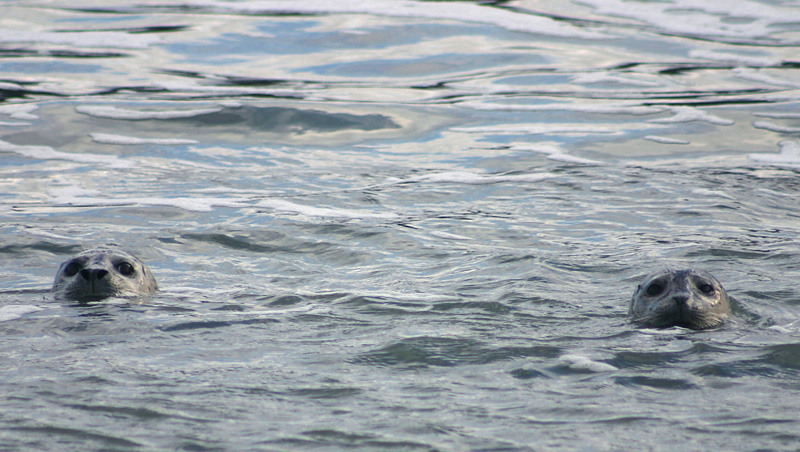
(53, 248, 158, 301)
(629, 269, 730, 330)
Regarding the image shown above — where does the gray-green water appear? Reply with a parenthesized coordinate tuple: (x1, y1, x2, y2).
(2, 1, 800, 450)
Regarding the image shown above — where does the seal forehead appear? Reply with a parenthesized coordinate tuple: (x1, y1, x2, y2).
(642, 268, 677, 282)
(78, 248, 137, 262)
(669, 270, 693, 289)
(638, 269, 681, 291)
(640, 269, 716, 289)
(685, 269, 719, 284)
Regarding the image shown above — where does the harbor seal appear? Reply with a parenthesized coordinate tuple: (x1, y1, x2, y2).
(53, 248, 158, 301)
(629, 269, 731, 329)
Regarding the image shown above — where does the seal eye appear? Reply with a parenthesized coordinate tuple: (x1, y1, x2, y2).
(63, 261, 81, 277)
(646, 283, 664, 297)
(698, 283, 715, 295)
(117, 262, 135, 277)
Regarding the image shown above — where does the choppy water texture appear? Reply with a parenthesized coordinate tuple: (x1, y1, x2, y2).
(2, 1, 800, 450)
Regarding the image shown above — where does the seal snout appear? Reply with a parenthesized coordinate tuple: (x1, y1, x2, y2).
(672, 293, 690, 306)
(80, 268, 109, 281)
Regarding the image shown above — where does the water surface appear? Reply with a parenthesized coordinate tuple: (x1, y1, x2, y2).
(2, 1, 800, 450)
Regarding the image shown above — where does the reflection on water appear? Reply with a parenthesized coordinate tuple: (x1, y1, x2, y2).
(2, 1, 800, 450)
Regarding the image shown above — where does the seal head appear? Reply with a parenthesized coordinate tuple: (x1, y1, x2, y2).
(53, 248, 158, 301)
(629, 269, 730, 330)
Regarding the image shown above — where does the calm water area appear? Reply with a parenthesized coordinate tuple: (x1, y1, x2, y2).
(2, 1, 800, 450)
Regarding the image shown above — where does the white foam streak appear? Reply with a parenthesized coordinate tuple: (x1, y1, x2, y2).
(23, 228, 80, 241)
(48, 171, 558, 215)
(463, 102, 664, 116)
(90, 133, 198, 145)
(748, 141, 800, 167)
(428, 231, 472, 241)
(0, 82, 24, 91)
(0, 29, 160, 49)
(571, 72, 663, 87)
(578, 0, 800, 42)
(753, 112, 800, 119)
(257, 199, 398, 220)
(49, 185, 102, 198)
(753, 121, 800, 134)
(51, 195, 252, 212)
(649, 107, 734, 126)
(509, 144, 604, 165)
(404, 171, 558, 184)
(0, 305, 43, 322)
(192, 0, 609, 39)
(452, 124, 619, 135)
(560, 354, 618, 372)
(644, 136, 690, 145)
(546, 153, 603, 165)
(691, 189, 734, 200)
(0, 139, 134, 168)
(154, 81, 300, 97)
(689, 50, 780, 67)
(732, 68, 800, 88)
(0, 104, 39, 120)
(76, 105, 223, 120)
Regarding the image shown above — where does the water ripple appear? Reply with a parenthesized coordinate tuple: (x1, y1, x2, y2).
(3, 1, 800, 451)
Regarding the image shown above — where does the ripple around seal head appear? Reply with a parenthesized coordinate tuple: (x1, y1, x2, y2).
(352, 336, 561, 369)
(159, 317, 281, 332)
(613, 376, 698, 390)
(9, 426, 143, 450)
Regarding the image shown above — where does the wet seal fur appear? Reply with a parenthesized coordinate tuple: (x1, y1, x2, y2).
(53, 248, 158, 301)
(629, 269, 731, 330)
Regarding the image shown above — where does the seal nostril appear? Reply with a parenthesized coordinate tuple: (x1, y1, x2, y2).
(79, 268, 108, 280)
(673, 294, 689, 305)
